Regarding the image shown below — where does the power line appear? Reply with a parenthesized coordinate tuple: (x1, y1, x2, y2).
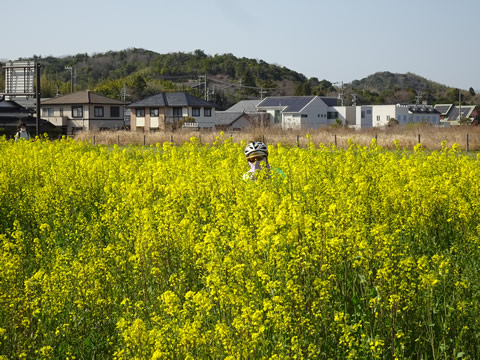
(206, 76, 277, 90)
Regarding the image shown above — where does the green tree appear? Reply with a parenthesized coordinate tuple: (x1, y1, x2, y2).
(294, 82, 312, 96)
(130, 75, 147, 100)
(240, 69, 257, 96)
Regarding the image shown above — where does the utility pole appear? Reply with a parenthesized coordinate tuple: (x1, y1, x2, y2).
(36, 63, 41, 136)
(259, 87, 267, 99)
(351, 93, 357, 106)
(120, 84, 130, 102)
(207, 86, 215, 102)
(73, 67, 77, 92)
(198, 75, 207, 100)
(459, 89, 462, 124)
(65, 66, 73, 93)
(415, 95, 422, 105)
(334, 81, 344, 106)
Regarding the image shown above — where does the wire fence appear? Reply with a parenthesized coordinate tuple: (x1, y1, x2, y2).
(76, 126, 480, 151)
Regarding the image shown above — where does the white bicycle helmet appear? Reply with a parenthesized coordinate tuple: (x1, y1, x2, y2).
(244, 141, 268, 158)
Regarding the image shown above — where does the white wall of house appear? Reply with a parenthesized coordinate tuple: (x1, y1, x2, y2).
(133, 106, 216, 130)
(356, 106, 373, 129)
(334, 106, 358, 127)
(371, 105, 440, 127)
(282, 113, 301, 129)
(263, 108, 284, 125)
(371, 105, 397, 127)
(299, 97, 329, 128)
(42, 104, 124, 131)
(280, 97, 330, 129)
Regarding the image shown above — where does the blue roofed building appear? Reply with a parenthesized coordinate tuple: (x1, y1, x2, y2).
(255, 96, 338, 129)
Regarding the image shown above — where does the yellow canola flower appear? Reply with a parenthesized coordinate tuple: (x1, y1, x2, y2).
(0, 138, 479, 359)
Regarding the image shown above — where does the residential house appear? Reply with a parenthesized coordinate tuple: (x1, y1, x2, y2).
(334, 106, 368, 128)
(0, 98, 56, 137)
(215, 112, 254, 131)
(434, 104, 479, 125)
(219, 100, 271, 129)
(334, 104, 441, 129)
(0, 98, 33, 126)
(226, 100, 262, 113)
(128, 92, 216, 131)
(41, 90, 125, 134)
(255, 96, 338, 129)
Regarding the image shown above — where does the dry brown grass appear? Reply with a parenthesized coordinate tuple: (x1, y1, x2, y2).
(73, 126, 480, 151)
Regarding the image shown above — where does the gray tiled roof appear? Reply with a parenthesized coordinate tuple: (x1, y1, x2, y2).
(215, 112, 247, 126)
(226, 100, 262, 112)
(257, 96, 337, 112)
(129, 92, 216, 108)
(257, 96, 315, 112)
(0, 100, 28, 112)
(319, 97, 338, 107)
(41, 90, 124, 105)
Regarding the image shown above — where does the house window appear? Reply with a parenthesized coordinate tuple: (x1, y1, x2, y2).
(60, 107, 64, 117)
(366, 110, 371, 114)
(173, 107, 183, 117)
(136, 108, 145, 117)
(361, 111, 365, 119)
(376, 115, 380, 121)
(301, 114, 308, 118)
(327, 112, 338, 119)
(111, 106, 120, 117)
(42, 108, 54, 116)
(386, 115, 391, 121)
(192, 107, 200, 116)
(94, 106, 104, 117)
(72, 106, 83, 118)
(204, 108, 212, 117)
(150, 108, 159, 117)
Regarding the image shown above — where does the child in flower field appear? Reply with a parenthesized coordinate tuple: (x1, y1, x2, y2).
(14, 122, 31, 142)
(243, 141, 284, 181)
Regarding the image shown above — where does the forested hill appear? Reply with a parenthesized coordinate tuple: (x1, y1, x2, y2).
(1, 49, 478, 109)
(349, 71, 479, 106)
(7, 48, 323, 109)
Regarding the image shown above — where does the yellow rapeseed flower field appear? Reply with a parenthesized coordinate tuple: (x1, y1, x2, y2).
(1, 135, 480, 359)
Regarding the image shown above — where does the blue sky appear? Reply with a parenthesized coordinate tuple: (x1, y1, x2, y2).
(3, 0, 479, 90)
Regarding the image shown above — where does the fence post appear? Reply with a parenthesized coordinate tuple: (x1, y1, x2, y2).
(117, 135, 120, 146)
(143, 134, 146, 146)
(170, 134, 173, 143)
(262, 134, 265, 143)
(334, 134, 337, 147)
(199, 135, 202, 143)
(375, 133, 378, 142)
(467, 133, 470, 152)
(418, 134, 421, 144)
(93, 135, 95, 145)
(296, 134, 300, 147)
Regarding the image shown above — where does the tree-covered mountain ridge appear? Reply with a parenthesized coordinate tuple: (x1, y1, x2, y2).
(2, 48, 478, 108)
